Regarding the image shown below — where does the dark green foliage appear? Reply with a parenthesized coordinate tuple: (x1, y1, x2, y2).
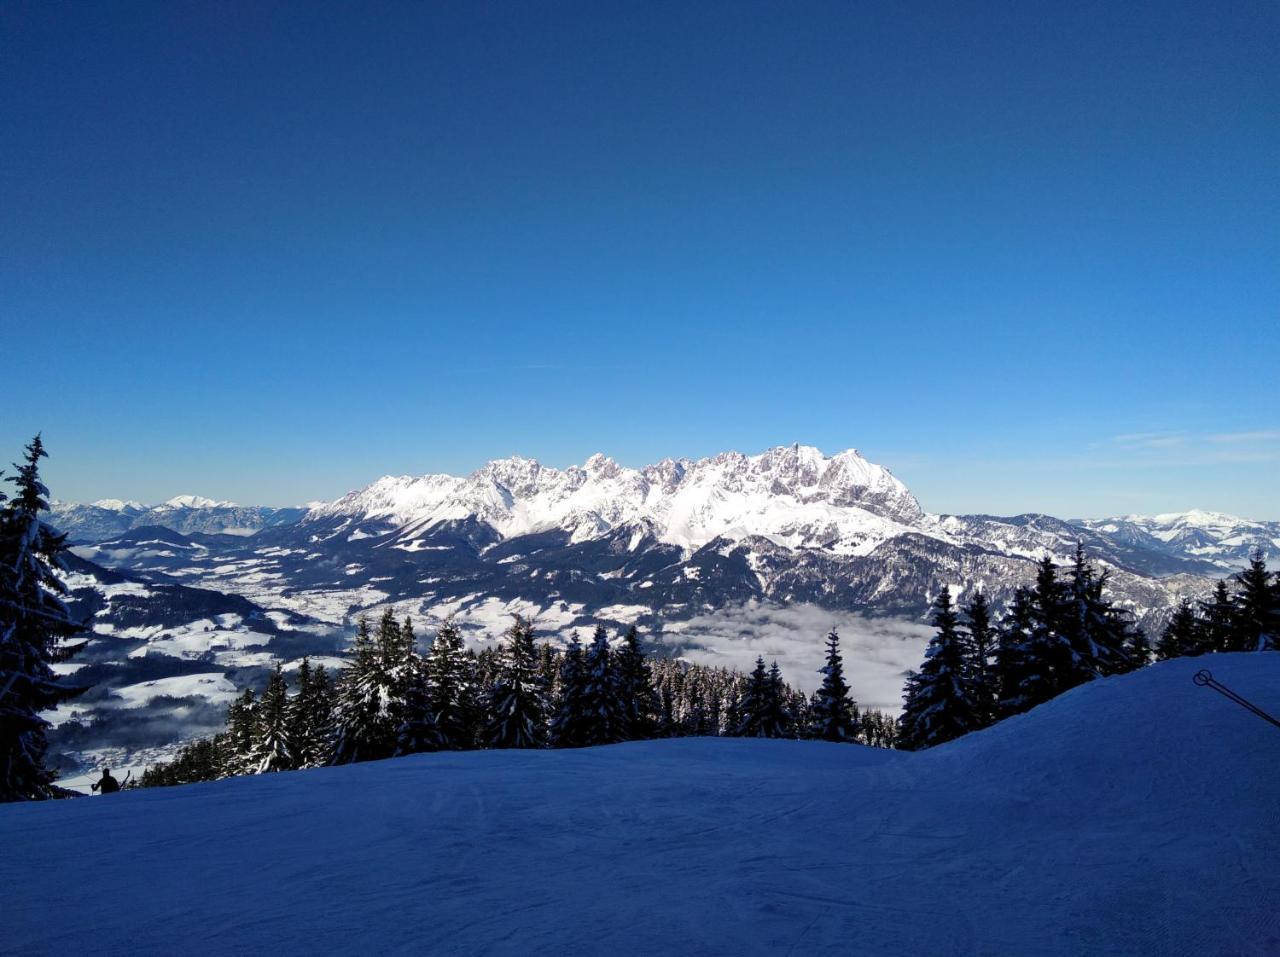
(289, 659, 334, 768)
(548, 633, 589, 748)
(962, 592, 998, 728)
(1156, 601, 1203, 661)
(330, 616, 399, 764)
(994, 586, 1037, 716)
(484, 617, 547, 749)
(578, 626, 627, 746)
(1123, 626, 1151, 670)
(810, 629, 857, 742)
(734, 657, 770, 737)
(1230, 552, 1278, 651)
(614, 625, 659, 739)
(426, 620, 478, 749)
(898, 587, 979, 751)
(734, 657, 792, 738)
(253, 662, 295, 773)
(0, 437, 88, 802)
(1199, 581, 1236, 653)
(224, 687, 259, 776)
(139, 737, 223, 788)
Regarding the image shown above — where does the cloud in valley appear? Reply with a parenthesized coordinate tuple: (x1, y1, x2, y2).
(654, 601, 933, 713)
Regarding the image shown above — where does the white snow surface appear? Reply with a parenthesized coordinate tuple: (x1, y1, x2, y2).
(310, 444, 926, 553)
(5, 654, 1278, 955)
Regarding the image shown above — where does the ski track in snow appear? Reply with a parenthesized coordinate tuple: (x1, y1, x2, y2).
(4, 654, 1279, 956)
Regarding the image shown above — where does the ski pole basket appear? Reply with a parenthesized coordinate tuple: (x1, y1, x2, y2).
(1193, 669, 1280, 732)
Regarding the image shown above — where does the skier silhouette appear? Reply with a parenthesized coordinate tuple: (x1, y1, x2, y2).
(91, 768, 123, 794)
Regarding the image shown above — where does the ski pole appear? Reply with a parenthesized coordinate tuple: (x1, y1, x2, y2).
(1193, 670, 1280, 732)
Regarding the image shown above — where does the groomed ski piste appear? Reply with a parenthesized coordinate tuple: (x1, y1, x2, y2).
(4, 654, 1278, 956)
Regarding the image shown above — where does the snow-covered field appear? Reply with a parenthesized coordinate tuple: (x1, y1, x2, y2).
(4, 654, 1278, 955)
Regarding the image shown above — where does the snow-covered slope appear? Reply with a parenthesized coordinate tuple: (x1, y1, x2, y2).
(310, 444, 925, 554)
(5, 654, 1277, 955)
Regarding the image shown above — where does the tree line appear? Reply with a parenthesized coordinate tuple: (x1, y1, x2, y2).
(897, 545, 1279, 750)
(140, 614, 898, 788)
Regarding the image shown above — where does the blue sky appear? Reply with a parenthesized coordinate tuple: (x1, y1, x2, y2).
(2, 1, 1277, 518)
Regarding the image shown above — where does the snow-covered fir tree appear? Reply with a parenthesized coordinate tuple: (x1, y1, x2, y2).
(548, 633, 589, 748)
(1156, 601, 1203, 661)
(223, 687, 259, 777)
(331, 616, 400, 764)
(1199, 580, 1236, 653)
(733, 657, 792, 738)
(394, 654, 440, 757)
(810, 629, 857, 742)
(1007, 558, 1079, 712)
(994, 586, 1037, 717)
(962, 592, 998, 728)
(1060, 545, 1135, 676)
(252, 662, 295, 773)
(426, 620, 478, 749)
(0, 437, 89, 801)
(734, 657, 770, 737)
(484, 616, 547, 749)
(288, 659, 335, 769)
(614, 625, 659, 739)
(1230, 552, 1278, 651)
(898, 586, 979, 751)
(578, 626, 627, 746)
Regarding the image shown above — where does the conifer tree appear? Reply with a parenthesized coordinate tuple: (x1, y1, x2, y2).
(1199, 580, 1236, 653)
(1156, 601, 1203, 661)
(484, 617, 547, 748)
(579, 625, 627, 746)
(810, 629, 857, 742)
(1230, 552, 1278, 651)
(733, 657, 770, 737)
(426, 620, 477, 749)
(1061, 545, 1132, 679)
(0, 437, 89, 801)
(252, 663, 295, 773)
(548, 633, 589, 748)
(994, 586, 1036, 716)
(1010, 557, 1078, 711)
(614, 625, 658, 739)
(331, 616, 398, 764)
(898, 586, 979, 750)
(760, 660, 793, 738)
(223, 687, 259, 777)
(288, 659, 334, 768)
(1123, 625, 1151, 670)
(394, 656, 440, 756)
(962, 592, 998, 728)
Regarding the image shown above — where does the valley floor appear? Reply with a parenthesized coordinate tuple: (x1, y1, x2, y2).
(4, 655, 1278, 956)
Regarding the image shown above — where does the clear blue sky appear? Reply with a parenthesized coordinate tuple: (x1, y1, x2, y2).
(2, 1, 1277, 518)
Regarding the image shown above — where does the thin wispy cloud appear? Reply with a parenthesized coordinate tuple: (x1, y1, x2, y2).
(1104, 428, 1280, 464)
(1206, 430, 1280, 444)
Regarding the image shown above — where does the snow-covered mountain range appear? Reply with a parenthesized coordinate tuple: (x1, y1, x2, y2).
(46, 444, 1275, 775)
(50, 496, 308, 540)
(301, 444, 1276, 572)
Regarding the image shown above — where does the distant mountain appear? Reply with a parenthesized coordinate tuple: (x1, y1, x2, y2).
(66, 445, 1269, 643)
(51, 444, 1272, 774)
(1074, 509, 1280, 572)
(49, 496, 308, 541)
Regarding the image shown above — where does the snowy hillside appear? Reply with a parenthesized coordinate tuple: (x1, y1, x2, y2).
(6, 654, 1277, 956)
